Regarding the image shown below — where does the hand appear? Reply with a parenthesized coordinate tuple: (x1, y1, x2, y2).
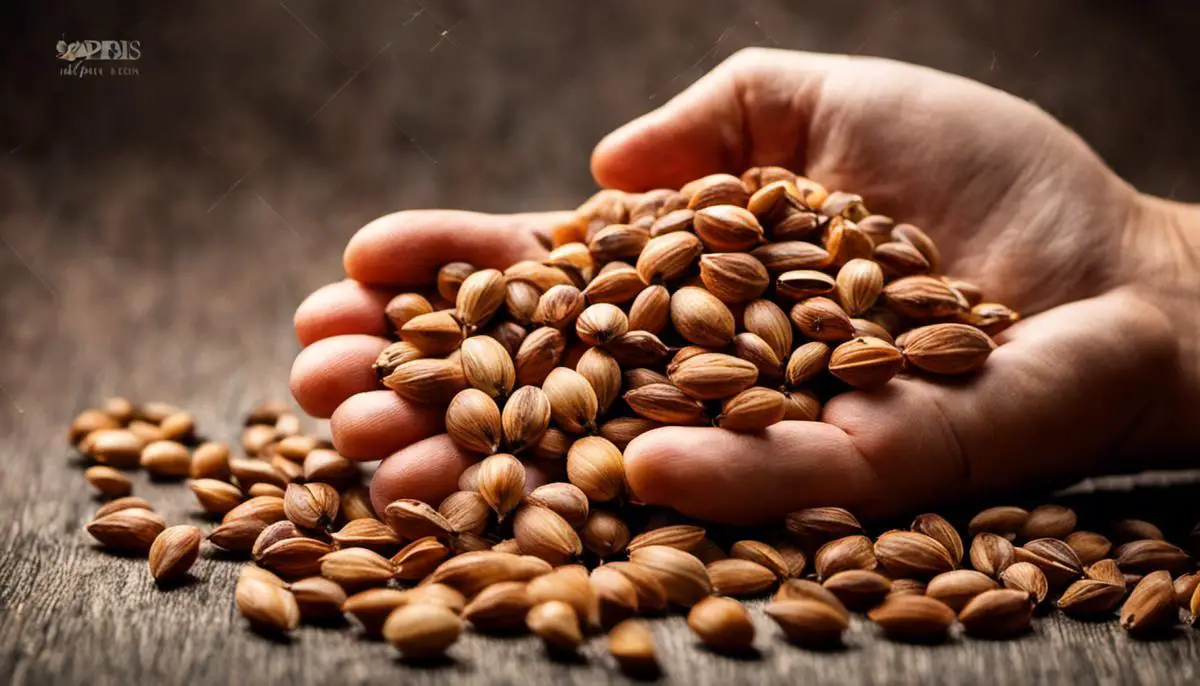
(291, 49, 1200, 524)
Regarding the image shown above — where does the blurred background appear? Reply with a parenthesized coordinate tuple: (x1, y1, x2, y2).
(1, 0, 1199, 438)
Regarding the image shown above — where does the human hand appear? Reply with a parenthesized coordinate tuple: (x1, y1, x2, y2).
(291, 49, 1199, 524)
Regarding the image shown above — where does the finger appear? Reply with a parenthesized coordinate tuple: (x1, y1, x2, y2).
(330, 390, 445, 461)
(289, 334, 388, 418)
(369, 434, 559, 513)
(592, 48, 839, 191)
(345, 210, 572, 287)
(625, 288, 1175, 522)
(294, 280, 395, 346)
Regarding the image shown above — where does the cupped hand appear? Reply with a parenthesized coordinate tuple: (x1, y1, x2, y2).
(293, 49, 1195, 524)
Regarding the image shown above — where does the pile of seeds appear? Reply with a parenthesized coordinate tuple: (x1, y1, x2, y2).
(70, 168, 1198, 671)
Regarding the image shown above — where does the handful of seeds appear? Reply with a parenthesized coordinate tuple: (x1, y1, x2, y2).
(68, 168, 1199, 672)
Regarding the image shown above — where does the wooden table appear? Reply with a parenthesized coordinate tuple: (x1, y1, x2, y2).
(3, 1, 1200, 683)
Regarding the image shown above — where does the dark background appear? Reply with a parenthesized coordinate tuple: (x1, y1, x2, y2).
(2, 2, 1200, 684)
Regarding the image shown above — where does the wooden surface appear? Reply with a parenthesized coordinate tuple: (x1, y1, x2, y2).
(4, 1, 1200, 684)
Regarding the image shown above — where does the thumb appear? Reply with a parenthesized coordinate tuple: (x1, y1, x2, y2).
(590, 48, 840, 191)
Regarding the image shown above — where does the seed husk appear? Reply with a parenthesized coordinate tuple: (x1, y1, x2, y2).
(999, 561, 1049, 604)
(69, 408, 121, 446)
(823, 569, 892, 611)
(459, 335, 516, 398)
(445, 389, 503, 454)
(148, 525, 202, 583)
(743, 299, 793, 361)
(531, 428, 571, 461)
(970, 532, 1016, 577)
(959, 589, 1034, 638)
(968, 506, 1029, 539)
(1065, 530, 1113, 566)
(604, 561, 669, 613)
(828, 336, 903, 389)
(385, 292, 434, 332)
(751, 241, 831, 273)
(925, 569, 998, 612)
(383, 358, 468, 404)
(283, 482, 340, 531)
(86, 507, 166, 552)
(725, 541, 788, 579)
(598, 416, 662, 450)
(260, 536, 336, 579)
(836, 258, 884, 315)
(331, 518, 401, 553)
(1115, 539, 1191, 575)
(731, 332, 785, 381)
(629, 545, 712, 608)
(900, 322, 996, 375)
(85, 465, 132, 498)
(888, 579, 928, 598)
(814, 535, 877, 579)
(235, 577, 300, 633)
(384, 602, 462, 658)
(290, 576, 347, 621)
(692, 205, 763, 251)
(875, 531, 956, 579)
(774, 543, 809, 578)
(766, 599, 848, 647)
(190, 441, 232, 480)
(1120, 570, 1177, 635)
(437, 261, 476, 302)
(785, 507, 864, 548)
(628, 284, 671, 334)
(384, 499, 456, 540)
(687, 175, 750, 210)
(525, 482, 590, 529)
(688, 596, 755, 654)
(462, 580, 533, 631)
(699, 253, 770, 303)
(1058, 579, 1125, 616)
(576, 347, 622, 412)
(542, 367, 599, 434)
(438, 490, 491, 535)
(669, 286, 736, 348)
(1174, 573, 1200, 608)
(773, 579, 849, 619)
(94, 496, 155, 520)
(668, 352, 758, 401)
(608, 619, 658, 675)
(868, 595, 955, 643)
(319, 547, 395, 590)
(342, 588, 409, 636)
(785, 342, 833, 388)
(392, 537, 452, 581)
(590, 565, 640, 628)
(912, 513, 964, 567)
(1086, 558, 1125, 586)
(581, 510, 632, 559)
(789, 297, 855, 342)
(706, 559, 777, 597)
(605, 330, 672, 367)
(883, 276, 964, 320)
(526, 567, 596, 624)
(229, 457, 288, 490)
(159, 411, 195, 442)
(513, 505, 582, 566)
(1015, 538, 1083, 589)
(566, 436, 625, 502)
(1111, 519, 1165, 544)
(455, 268, 506, 330)
(583, 264, 647, 304)
(401, 310, 465, 356)
(636, 231, 704, 284)
(624, 383, 707, 425)
(576, 303, 629, 346)
(86, 429, 146, 467)
(528, 600, 583, 651)
(476, 454, 526, 518)
(499, 386, 551, 455)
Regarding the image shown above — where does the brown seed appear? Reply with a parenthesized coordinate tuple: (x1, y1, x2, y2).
(507, 260, 575, 292)
(461, 580, 533, 631)
(833, 258, 884, 315)
(566, 436, 624, 502)
(774, 578, 849, 619)
(528, 600, 583, 651)
(94, 496, 155, 520)
(525, 568, 596, 626)
(525, 482, 589, 529)
(576, 303, 629, 346)
(649, 208, 695, 238)
(1065, 531, 1113, 566)
(85, 429, 146, 467)
(542, 367, 599, 434)
(686, 174, 750, 210)
(785, 507, 864, 548)
(252, 521, 303, 561)
(512, 328, 567, 387)
(531, 428, 571, 461)
(385, 293, 434, 332)
(383, 357, 468, 404)
(1086, 558, 1125, 586)
(706, 559, 777, 597)
(187, 441, 231, 481)
(766, 599, 848, 648)
(959, 589, 1034, 638)
(69, 408, 121, 446)
(384, 499, 455, 541)
(576, 347, 621, 412)
(581, 510, 632, 560)
(629, 545, 712, 607)
(501, 386, 552, 454)
(670, 287, 736, 348)
(608, 619, 658, 675)
(1000, 561, 1049, 605)
(1120, 570, 1177, 635)
(283, 482, 339, 531)
(604, 561, 669, 613)
(392, 537, 452, 581)
(716, 387, 787, 432)
(1116, 539, 1191, 575)
(1111, 519, 1166, 544)
(743, 299, 793, 361)
(436, 262, 476, 301)
(968, 506, 1029, 539)
(590, 224, 649, 265)
(823, 569, 892, 611)
(605, 330, 672, 367)
(85, 465, 132, 498)
(318, 548, 395, 590)
(888, 579, 928, 598)
(435, 491, 489, 536)
(926, 569, 998, 612)
(148, 525, 202, 583)
(627, 284, 671, 334)
(512, 505, 581, 566)
(459, 335, 516, 399)
(289, 576, 347, 621)
(599, 416, 663, 451)
(339, 486, 376, 522)
(590, 565, 640, 628)
(331, 518, 401, 552)
(235, 578, 300, 632)
(875, 531, 956, 579)
(851, 318, 895, 344)
(384, 602, 462, 658)
(773, 542, 809, 578)
(455, 268, 506, 330)
(790, 297, 855, 342)
(699, 253, 770, 303)
(751, 240, 831, 273)
(240, 424, 280, 457)
(503, 280, 540, 325)
(239, 565, 289, 589)
(969, 533, 1017, 578)
(883, 276, 964, 320)
(1174, 573, 1200, 608)
(259, 536, 336, 579)
(890, 223, 941, 272)
(901, 322, 997, 375)
(400, 310, 464, 357)
(828, 337, 903, 389)
(624, 383, 707, 426)
(815, 535, 877, 579)
(86, 507, 165, 552)
(343, 588, 409, 636)
(444, 389, 503, 454)
(742, 168, 797, 194)
(1016, 538, 1083, 588)
(912, 513, 964, 567)
(730, 331, 783, 380)
(1058, 579, 1125, 616)
(963, 302, 1021, 336)
(692, 205, 763, 251)
(302, 449, 358, 485)
(668, 353, 758, 402)
(868, 595, 955, 643)
(776, 269, 836, 300)
(687, 596, 755, 653)
(784, 342, 832, 390)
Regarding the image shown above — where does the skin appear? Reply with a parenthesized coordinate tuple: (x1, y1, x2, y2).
(291, 49, 1200, 524)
